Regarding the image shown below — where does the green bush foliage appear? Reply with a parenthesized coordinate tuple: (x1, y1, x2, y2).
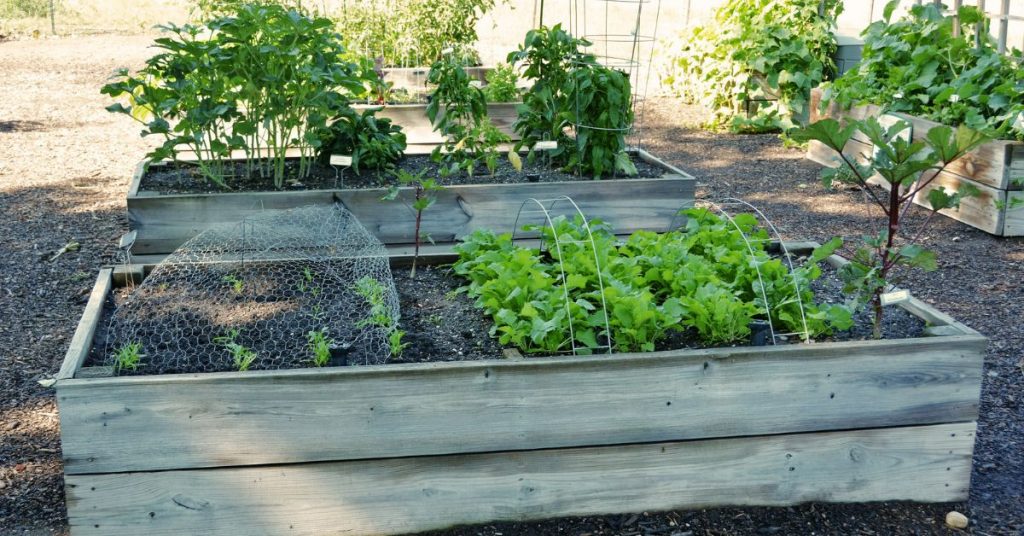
(662, 0, 842, 132)
(102, 3, 367, 188)
(453, 210, 851, 354)
(334, 0, 499, 67)
(822, 1, 1024, 140)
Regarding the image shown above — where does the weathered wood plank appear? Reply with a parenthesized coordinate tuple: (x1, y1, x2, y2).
(56, 268, 112, 381)
(65, 422, 977, 536)
(127, 176, 695, 255)
(1004, 192, 1024, 235)
(911, 169, 1007, 235)
(56, 334, 984, 474)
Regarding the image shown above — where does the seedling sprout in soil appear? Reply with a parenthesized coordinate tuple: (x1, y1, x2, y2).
(213, 329, 258, 371)
(353, 276, 409, 357)
(113, 341, 143, 372)
(383, 169, 444, 278)
(307, 328, 335, 367)
(794, 117, 986, 337)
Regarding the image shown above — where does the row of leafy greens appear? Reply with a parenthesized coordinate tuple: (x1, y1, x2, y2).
(452, 209, 852, 354)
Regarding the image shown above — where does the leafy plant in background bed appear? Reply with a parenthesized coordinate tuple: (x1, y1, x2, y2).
(453, 211, 851, 355)
(822, 1, 1024, 141)
(427, 53, 509, 177)
(102, 3, 367, 188)
(483, 63, 521, 103)
(794, 117, 986, 337)
(662, 0, 842, 132)
(317, 108, 407, 175)
(334, 0, 500, 67)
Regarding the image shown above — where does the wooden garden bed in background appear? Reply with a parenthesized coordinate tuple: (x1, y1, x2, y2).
(362, 101, 520, 146)
(382, 65, 491, 89)
(124, 149, 695, 256)
(55, 245, 984, 536)
(806, 87, 1024, 236)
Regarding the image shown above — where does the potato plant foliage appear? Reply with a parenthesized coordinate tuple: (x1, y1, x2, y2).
(453, 211, 851, 354)
(822, 2, 1024, 140)
(102, 3, 368, 188)
(662, 0, 841, 132)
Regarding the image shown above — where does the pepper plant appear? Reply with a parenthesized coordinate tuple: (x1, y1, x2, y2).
(508, 25, 635, 177)
(507, 24, 592, 165)
(793, 117, 986, 337)
(426, 53, 509, 177)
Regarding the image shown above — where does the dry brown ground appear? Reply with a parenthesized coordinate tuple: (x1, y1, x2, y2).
(0, 35, 1022, 535)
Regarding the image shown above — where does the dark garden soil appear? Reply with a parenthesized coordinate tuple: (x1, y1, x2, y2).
(79, 259, 924, 375)
(140, 153, 667, 195)
(1, 36, 1021, 536)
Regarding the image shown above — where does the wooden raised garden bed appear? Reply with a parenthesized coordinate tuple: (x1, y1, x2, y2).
(806, 87, 1024, 236)
(56, 245, 984, 536)
(363, 101, 520, 145)
(382, 65, 491, 89)
(124, 149, 695, 256)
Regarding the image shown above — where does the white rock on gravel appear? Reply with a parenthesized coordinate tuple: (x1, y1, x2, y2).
(945, 511, 969, 529)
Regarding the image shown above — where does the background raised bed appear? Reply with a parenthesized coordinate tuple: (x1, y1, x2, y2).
(805, 87, 1024, 236)
(125, 149, 695, 256)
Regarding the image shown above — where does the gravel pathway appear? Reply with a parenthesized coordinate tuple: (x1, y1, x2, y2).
(0, 36, 1021, 535)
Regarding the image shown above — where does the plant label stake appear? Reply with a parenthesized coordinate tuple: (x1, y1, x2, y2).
(880, 289, 911, 306)
(329, 154, 352, 186)
(534, 140, 558, 151)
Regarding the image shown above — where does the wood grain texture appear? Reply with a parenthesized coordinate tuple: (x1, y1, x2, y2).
(64, 422, 977, 536)
(127, 175, 695, 254)
(56, 268, 112, 381)
(57, 334, 984, 474)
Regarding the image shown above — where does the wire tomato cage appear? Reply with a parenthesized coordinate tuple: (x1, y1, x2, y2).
(562, 0, 662, 164)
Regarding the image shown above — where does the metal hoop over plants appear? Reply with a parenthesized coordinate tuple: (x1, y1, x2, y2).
(671, 199, 814, 344)
(510, 195, 613, 356)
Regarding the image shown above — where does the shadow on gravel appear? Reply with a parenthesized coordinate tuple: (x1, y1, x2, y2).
(0, 120, 47, 133)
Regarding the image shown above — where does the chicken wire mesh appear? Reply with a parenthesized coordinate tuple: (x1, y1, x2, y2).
(104, 204, 401, 375)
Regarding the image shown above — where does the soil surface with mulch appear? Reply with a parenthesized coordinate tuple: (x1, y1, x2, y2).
(78, 259, 924, 375)
(140, 152, 666, 194)
(1, 36, 1022, 536)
